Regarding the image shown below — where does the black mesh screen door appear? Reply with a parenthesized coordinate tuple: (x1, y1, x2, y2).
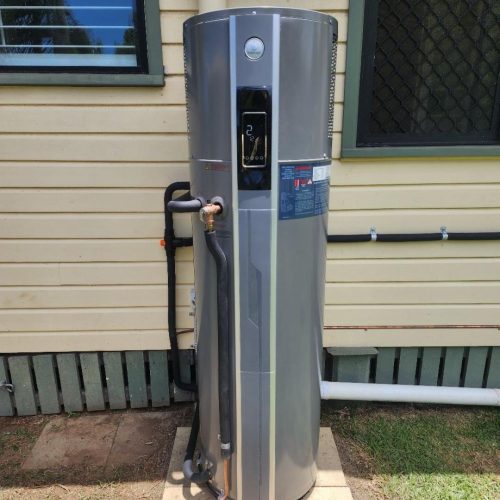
(357, 0, 500, 147)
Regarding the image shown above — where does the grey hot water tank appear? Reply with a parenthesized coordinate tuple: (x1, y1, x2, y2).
(183, 7, 338, 499)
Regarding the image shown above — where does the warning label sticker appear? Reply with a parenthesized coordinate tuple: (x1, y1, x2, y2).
(279, 162, 330, 220)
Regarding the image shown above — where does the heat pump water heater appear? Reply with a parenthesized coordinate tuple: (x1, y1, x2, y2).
(171, 7, 338, 499)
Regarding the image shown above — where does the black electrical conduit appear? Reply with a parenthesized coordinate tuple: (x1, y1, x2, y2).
(328, 230, 500, 243)
(164, 182, 197, 393)
(182, 404, 211, 484)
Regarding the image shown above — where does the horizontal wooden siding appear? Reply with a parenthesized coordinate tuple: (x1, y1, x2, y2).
(0, 0, 498, 352)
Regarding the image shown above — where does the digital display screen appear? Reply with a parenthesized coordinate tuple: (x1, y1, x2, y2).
(242, 112, 267, 168)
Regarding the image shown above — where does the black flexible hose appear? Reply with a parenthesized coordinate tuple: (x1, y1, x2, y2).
(183, 404, 211, 484)
(204, 230, 232, 459)
(168, 197, 203, 213)
(184, 404, 200, 463)
(164, 183, 197, 393)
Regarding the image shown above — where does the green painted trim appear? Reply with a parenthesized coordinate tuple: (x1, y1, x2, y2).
(442, 347, 464, 387)
(0, 73, 164, 87)
(464, 347, 488, 388)
(419, 347, 441, 386)
(56, 353, 84, 413)
(375, 348, 396, 384)
(149, 351, 170, 408)
(341, 0, 500, 159)
(8, 356, 37, 416)
(486, 347, 500, 388)
(144, 0, 165, 81)
(342, 146, 500, 158)
(341, 0, 365, 155)
(327, 347, 378, 356)
(125, 351, 148, 408)
(397, 348, 419, 385)
(32, 355, 60, 415)
(103, 352, 127, 410)
(80, 353, 106, 411)
(0, 356, 14, 417)
(335, 356, 371, 383)
(0, 1, 164, 87)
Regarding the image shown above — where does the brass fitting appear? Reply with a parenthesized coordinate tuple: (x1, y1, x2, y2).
(199, 203, 222, 231)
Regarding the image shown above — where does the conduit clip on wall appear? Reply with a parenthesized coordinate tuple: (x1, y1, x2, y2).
(0, 380, 14, 393)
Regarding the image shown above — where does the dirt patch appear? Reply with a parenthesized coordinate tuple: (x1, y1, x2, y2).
(0, 405, 193, 500)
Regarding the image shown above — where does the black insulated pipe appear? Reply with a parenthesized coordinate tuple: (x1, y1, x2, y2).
(327, 234, 372, 243)
(164, 183, 197, 393)
(327, 231, 500, 243)
(204, 230, 232, 459)
(377, 232, 442, 242)
(448, 232, 500, 241)
(168, 196, 203, 213)
(183, 404, 212, 484)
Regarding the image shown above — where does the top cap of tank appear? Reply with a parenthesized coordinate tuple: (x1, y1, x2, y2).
(184, 7, 338, 30)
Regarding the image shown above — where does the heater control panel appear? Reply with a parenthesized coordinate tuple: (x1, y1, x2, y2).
(242, 112, 267, 168)
(237, 87, 271, 190)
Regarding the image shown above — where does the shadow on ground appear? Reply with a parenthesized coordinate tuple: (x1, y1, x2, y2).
(0, 405, 193, 499)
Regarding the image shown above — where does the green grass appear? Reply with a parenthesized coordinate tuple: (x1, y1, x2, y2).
(326, 406, 500, 500)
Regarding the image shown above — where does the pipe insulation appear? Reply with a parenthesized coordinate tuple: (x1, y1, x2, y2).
(327, 231, 500, 243)
(183, 404, 211, 484)
(320, 381, 500, 406)
(164, 183, 197, 393)
(205, 230, 232, 458)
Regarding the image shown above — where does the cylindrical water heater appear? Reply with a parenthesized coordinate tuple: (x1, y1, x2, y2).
(182, 7, 337, 499)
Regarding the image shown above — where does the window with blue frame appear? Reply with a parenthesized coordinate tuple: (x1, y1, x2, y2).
(0, 0, 163, 85)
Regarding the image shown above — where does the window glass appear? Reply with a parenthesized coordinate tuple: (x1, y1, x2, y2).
(0, 0, 147, 72)
(357, 0, 500, 147)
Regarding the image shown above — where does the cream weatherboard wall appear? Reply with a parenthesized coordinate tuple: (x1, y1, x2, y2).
(0, 0, 499, 354)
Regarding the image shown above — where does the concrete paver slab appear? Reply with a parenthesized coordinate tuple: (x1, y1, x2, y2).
(304, 486, 353, 499)
(163, 427, 353, 499)
(107, 412, 166, 468)
(22, 414, 119, 469)
(316, 427, 347, 487)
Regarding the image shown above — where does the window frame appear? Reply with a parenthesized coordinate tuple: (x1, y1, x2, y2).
(342, 0, 500, 158)
(0, 0, 164, 87)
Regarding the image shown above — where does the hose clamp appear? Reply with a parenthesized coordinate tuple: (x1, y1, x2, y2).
(220, 442, 231, 451)
(370, 227, 377, 242)
(441, 226, 448, 241)
(0, 380, 14, 393)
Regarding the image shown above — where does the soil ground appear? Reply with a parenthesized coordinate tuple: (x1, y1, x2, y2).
(0, 405, 192, 500)
(0, 403, 498, 499)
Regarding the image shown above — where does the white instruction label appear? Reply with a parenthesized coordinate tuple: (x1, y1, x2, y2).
(312, 164, 330, 182)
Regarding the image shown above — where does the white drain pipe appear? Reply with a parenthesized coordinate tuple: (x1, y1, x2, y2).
(320, 381, 500, 406)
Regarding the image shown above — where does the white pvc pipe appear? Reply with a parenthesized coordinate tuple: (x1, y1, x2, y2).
(199, 0, 227, 13)
(320, 381, 500, 406)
